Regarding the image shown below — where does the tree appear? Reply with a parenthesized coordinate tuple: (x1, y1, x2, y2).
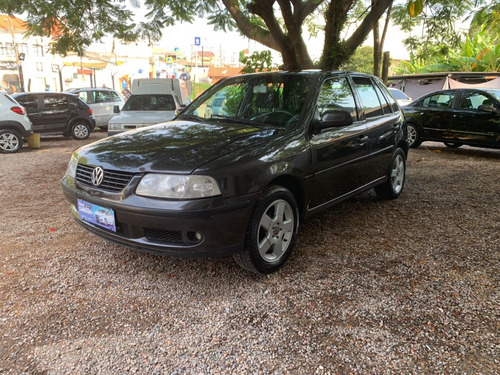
(0, 0, 394, 70)
(372, 1, 392, 77)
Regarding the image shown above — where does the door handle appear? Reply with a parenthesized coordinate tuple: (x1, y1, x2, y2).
(356, 135, 370, 146)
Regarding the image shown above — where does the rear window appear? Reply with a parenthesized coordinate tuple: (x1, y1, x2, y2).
(122, 95, 176, 111)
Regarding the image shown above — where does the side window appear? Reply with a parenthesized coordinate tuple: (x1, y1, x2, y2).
(44, 95, 68, 111)
(76, 91, 89, 104)
(94, 91, 111, 103)
(373, 84, 391, 114)
(316, 77, 357, 120)
(110, 91, 121, 102)
(352, 77, 383, 118)
(459, 92, 490, 110)
(20, 95, 39, 114)
(423, 93, 454, 108)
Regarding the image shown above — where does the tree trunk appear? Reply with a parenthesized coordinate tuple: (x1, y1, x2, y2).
(373, 13, 381, 77)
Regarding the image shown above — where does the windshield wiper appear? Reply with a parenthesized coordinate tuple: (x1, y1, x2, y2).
(178, 114, 203, 122)
(210, 114, 273, 127)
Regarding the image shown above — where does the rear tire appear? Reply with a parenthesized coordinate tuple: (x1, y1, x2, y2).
(71, 122, 90, 140)
(233, 186, 299, 274)
(406, 123, 422, 148)
(0, 129, 22, 153)
(375, 148, 406, 200)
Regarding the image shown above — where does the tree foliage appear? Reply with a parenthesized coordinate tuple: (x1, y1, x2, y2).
(0, 0, 395, 70)
(340, 45, 374, 73)
(391, 0, 483, 65)
(241, 50, 277, 73)
(392, 0, 500, 74)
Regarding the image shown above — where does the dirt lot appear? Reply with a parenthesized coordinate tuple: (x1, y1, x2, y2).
(0, 132, 499, 374)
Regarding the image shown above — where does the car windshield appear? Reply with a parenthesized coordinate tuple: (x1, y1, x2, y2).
(180, 74, 314, 127)
(122, 94, 176, 111)
(484, 89, 500, 102)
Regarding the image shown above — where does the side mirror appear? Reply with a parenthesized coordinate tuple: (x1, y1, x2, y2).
(175, 104, 187, 116)
(313, 110, 353, 133)
(113, 105, 120, 114)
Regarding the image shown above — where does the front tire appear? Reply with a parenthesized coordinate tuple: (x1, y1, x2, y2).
(233, 186, 299, 274)
(0, 129, 22, 153)
(375, 148, 406, 200)
(406, 123, 422, 148)
(71, 122, 90, 140)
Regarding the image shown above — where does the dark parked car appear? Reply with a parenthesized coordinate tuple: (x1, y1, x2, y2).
(403, 88, 500, 149)
(13, 92, 96, 139)
(61, 71, 407, 274)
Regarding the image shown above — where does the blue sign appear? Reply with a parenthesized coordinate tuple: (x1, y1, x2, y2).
(195, 37, 201, 46)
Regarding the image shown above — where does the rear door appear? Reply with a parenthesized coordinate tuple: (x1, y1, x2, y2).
(18, 94, 43, 132)
(91, 90, 122, 127)
(40, 94, 71, 132)
(351, 75, 400, 181)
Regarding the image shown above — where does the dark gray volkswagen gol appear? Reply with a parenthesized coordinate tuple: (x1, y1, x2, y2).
(62, 71, 407, 273)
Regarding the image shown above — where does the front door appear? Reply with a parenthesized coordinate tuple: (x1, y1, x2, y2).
(419, 91, 456, 141)
(451, 91, 500, 147)
(309, 76, 370, 211)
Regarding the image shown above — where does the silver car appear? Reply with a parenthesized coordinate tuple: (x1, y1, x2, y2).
(67, 88, 125, 129)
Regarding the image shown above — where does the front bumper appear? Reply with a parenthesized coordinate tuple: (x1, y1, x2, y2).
(61, 176, 257, 258)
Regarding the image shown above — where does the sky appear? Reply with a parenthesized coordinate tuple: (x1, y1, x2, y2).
(156, 17, 411, 64)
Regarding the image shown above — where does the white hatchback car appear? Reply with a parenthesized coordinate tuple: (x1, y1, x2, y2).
(389, 88, 412, 106)
(0, 92, 33, 153)
(67, 88, 125, 129)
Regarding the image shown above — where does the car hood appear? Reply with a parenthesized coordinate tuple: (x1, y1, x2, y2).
(108, 110, 176, 125)
(75, 119, 279, 173)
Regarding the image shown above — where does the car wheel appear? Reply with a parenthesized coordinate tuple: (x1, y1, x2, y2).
(444, 142, 462, 148)
(233, 185, 299, 274)
(0, 129, 22, 153)
(406, 123, 422, 148)
(71, 122, 90, 140)
(375, 148, 406, 200)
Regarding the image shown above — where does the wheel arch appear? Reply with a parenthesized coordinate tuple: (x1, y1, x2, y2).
(68, 117, 93, 128)
(265, 174, 305, 221)
(0, 120, 31, 138)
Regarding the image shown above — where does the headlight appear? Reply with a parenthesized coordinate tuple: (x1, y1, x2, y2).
(66, 154, 78, 178)
(136, 174, 221, 199)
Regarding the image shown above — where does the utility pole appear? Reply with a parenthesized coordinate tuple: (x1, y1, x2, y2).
(6, 16, 25, 92)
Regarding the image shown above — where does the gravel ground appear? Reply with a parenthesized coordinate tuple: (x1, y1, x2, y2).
(0, 132, 499, 374)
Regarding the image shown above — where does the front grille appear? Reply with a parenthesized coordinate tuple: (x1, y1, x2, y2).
(144, 228, 183, 243)
(76, 164, 134, 192)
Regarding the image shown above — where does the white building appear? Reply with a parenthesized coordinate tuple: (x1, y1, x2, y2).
(0, 14, 63, 93)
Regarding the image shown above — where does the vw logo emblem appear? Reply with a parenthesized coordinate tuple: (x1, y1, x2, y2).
(91, 167, 104, 186)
